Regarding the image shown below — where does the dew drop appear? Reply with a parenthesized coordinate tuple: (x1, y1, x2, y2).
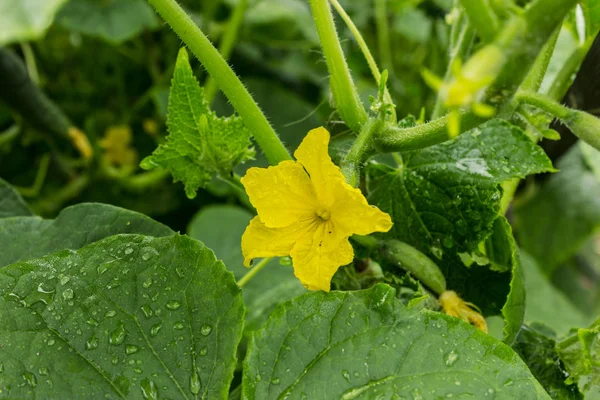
(199, 347, 207, 356)
(141, 305, 154, 318)
(175, 267, 185, 279)
(97, 264, 109, 276)
(173, 322, 185, 330)
(444, 350, 459, 366)
(62, 288, 74, 301)
(105, 310, 117, 318)
(134, 368, 143, 374)
(86, 335, 99, 350)
(150, 323, 162, 337)
(38, 367, 49, 376)
(142, 278, 153, 288)
(22, 371, 37, 387)
(342, 370, 351, 383)
(190, 370, 201, 395)
(271, 378, 280, 385)
(86, 317, 99, 327)
(141, 378, 158, 400)
(112, 356, 119, 366)
(504, 379, 513, 386)
(200, 325, 212, 336)
(47, 339, 55, 346)
(166, 300, 181, 310)
(110, 324, 126, 345)
(124, 247, 134, 255)
(126, 345, 139, 355)
(59, 276, 70, 285)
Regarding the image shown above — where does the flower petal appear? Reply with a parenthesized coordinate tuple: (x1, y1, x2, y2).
(241, 216, 317, 267)
(290, 221, 354, 292)
(293, 127, 342, 206)
(331, 186, 393, 236)
(241, 160, 318, 228)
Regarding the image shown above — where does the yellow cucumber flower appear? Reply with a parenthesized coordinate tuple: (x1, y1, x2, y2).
(241, 127, 393, 291)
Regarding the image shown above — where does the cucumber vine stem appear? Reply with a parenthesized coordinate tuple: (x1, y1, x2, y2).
(458, 0, 499, 43)
(147, 0, 291, 165)
(237, 258, 272, 288)
(309, 0, 367, 133)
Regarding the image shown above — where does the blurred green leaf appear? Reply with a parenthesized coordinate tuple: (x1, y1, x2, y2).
(57, 0, 159, 44)
(243, 284, 550, 399)
(0, 178, 32, 218)
(521, 251, 590, 335)
(0, 0, 68, 45)
(142, 48, 254, 199)
(187, 205, 305, 335)
(581, 0, 600, 37)
(515, 142, 600, 276)
(0, 203, 173, 268)
(0, 234, 244, 399)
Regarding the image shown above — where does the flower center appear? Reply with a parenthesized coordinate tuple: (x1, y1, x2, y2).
(316, 207, 331, 221)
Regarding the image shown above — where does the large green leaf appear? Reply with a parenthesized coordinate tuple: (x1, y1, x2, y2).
(0, 234, 244, 399)
(521, 251, 590, 335)
(581, 0, 600, 37)
(142, 48, 254, 199)
(188, 205, 305, 334)
(56, 0, 159, 44)
(0, 178, 32, 218)
(0, 0, 68, 45)
(367, 119, 554, 257)
(242, 284, 550, 399)
(515, 143, 600, 275)
(0, 203, 173, 268)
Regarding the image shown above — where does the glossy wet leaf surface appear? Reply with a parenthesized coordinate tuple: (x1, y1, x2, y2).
(367, 119, 554, 257)
(0, 234, 244, 399)
(243, 284, 550, 399)
(0, 203, 173, 268)
(0, 178, 32, 218)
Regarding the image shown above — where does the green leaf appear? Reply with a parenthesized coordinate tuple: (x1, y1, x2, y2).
(521, 251, 590, 335)
(0, 234, 244, 399)
(515, 142, 600, 275)
(0, 178, 32, 218)
(188, 205, 305, 334)
(56, 0, 159, 44)
(242, 284, 550, 399)
(0, 0, 68, 46)
(0, 203, 173, 268)
(513, 325, 583, 399)
(486, 217, 526, 345)
(141, 48, 254, 199)
(557, 319, 600, 396)
(367, 119, 554, 257)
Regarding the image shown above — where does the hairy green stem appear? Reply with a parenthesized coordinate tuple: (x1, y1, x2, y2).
(237, 257, 272, 287)
(520, 28, 560, 93)
(329, 0, 395, 121)
(459, 0, 499, 42)
(517, 92, 600, 150)
(147, 0, 291, 165)
(204, 0, 248, 104)
(309, 0, 367, 133)
(375, 112, 483, 153)
(341, 119, 382, 186)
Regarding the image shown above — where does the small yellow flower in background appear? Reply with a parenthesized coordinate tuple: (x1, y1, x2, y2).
(99, 125, 139, 168)
(422, 45, 504, 137)
(439, 290, 488, 333)
(241, 127, 393, 292)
